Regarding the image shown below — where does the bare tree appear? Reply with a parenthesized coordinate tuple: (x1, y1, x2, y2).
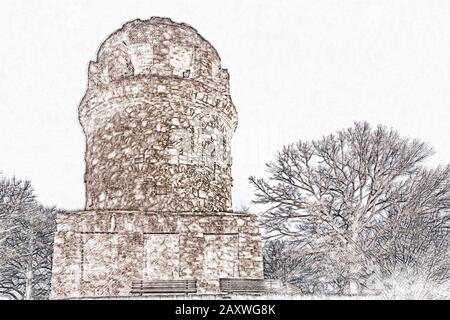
(0, 176, 57, 300)
(263, 239, 334, 294)
(250, 122, 450, 295)
(373, 204, 450, 298)
(263, 239, 305, 284)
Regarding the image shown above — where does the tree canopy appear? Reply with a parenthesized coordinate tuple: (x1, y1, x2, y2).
(252, 122, 450, 296)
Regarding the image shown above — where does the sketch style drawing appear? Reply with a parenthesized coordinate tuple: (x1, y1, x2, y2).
(2, 5, 450, 301)
(50, 17, 264, 299)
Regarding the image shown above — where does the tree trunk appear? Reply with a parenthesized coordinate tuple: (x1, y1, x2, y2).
(24, 230, 34, 300)
(348, 277, 359, 295)
(346, 240, 361, 296)
(24, 264, 33, 300)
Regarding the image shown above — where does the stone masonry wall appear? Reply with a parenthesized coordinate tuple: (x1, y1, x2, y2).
(51, 211, 263, 299)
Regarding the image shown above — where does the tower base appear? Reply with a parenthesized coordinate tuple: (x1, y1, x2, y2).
(50, 211, 263, 299)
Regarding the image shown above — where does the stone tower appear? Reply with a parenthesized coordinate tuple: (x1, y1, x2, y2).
(80, 17, 237, 212)
(51, 17, 263, 299)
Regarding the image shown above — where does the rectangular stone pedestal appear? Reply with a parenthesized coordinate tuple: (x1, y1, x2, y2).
(50, 211, 263, 299)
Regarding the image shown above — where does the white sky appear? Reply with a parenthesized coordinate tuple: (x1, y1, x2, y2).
(1, 0, 450, 211)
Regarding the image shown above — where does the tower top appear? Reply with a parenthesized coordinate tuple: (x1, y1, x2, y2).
(80, 17, 235, 125)
(99, 17, 222, 59)
(83, 17, 226, 90)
